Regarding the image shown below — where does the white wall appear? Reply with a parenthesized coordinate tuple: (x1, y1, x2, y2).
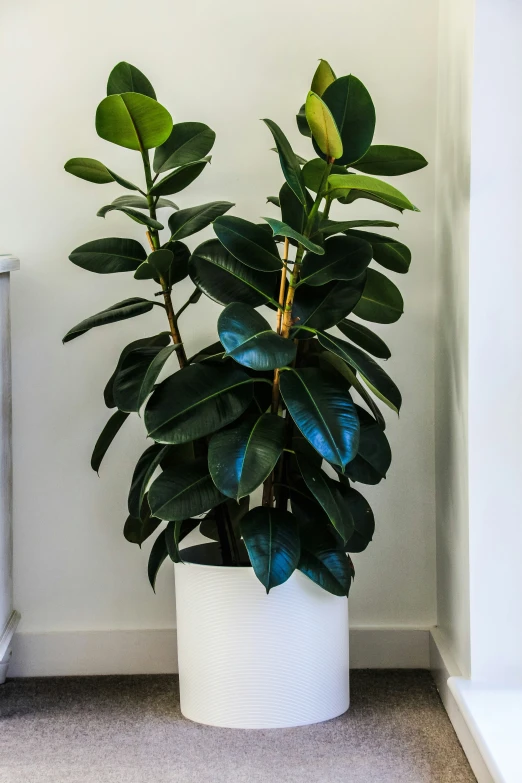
(0, 0, 439, 662)
(434, 0, 475, 678)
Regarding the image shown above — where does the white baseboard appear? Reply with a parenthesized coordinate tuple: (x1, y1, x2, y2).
(9, 625, 431, 678)
(429, 628, 496, 783)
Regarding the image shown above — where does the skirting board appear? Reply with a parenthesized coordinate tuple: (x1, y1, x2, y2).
(9, 626, 431, 677)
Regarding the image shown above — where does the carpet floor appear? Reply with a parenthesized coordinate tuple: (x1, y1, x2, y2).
(0, 671, 475, 783)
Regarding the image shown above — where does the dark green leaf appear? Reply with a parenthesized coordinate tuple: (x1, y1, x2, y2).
(311, 59, 336, 96)
(96, 93, 172, 151)
(262, 119, 308, 206)
(107, 61, 156, 99)
(345, 406, 391, 484)
(318, 218, 400, 238)
(213, 216, 281, 272)
(262, 217, 324, 254)
(145, 249, 171, 278)
(124, 509, 161, 546)
(344, 487, 375, 552)
(296, 104, 312, 137)
(168, 201, 234, 241)
(148, 529, 169, 591)
(328, 174, 419, 212)
(63, 298, 159, 343)
(279, 182, 313, 236)
(69, 237, 146, 274)
(96, 204, 163, 230)
(166, 241, 190, 285)
(165, 519, 200, 562)
(150, 159, 208, 197)
(317, 331, 401, 413)
(144, 361, 253, 444)
(90, 410, 129, 473)
(299, 235, 372, 287)
(296, 454, 353, 541)
(153, 122, 216, 173)
(241, 507, 300, 592)
(353, 268, 404, 324)
(112, 195, 177, 209)
(345, 229, 411, 274)
(320, 351, 386, 430)
(280, 367, 360, 469)
(133, 261, 158, 281)
(189, 238, 279, 308)
(104, 333, 171, 408)
(292, 277, 366, 336)
(267, 195, 281, 208)
(106, 170, 141, 191)
(113, 342, 178, 413)
(218, 302, 295, 371)
(128, 443, 165, 519)
(316, 75, 375, 166)
(351, 144, 428, 176)
(149, 458, 225, 521)
(337, 319, 391, 359)
(209, 413, 285, 500)
(64, 157, 114, 184)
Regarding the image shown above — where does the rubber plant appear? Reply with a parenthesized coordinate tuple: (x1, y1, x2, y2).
(64, 60, 427, 597)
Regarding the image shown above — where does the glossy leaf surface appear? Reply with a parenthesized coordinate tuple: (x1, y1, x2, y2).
(317, 75, 375, 166)
(107, 61, 156, 99)
(240, 507, 300, 592)
(104, 333, 171, 408)
(168, 201, 234, 241)
(262, 119, 308, 206)
(95, 92, 172, 150)
(149, 458, 225, 521)
(113, 342, 178, 413)
(337, 319, 391, 359)
(345, 229, 411, 274)
(90, 410, 129, 473)
(64, 157, 114, 184)
(214, 216, 281, 272)
(63, 298, 158, 342)
(69, 237, 146, 274)
(345, 406, 392, 484)
(153, 122, 215, 173)
(218, 302, 296, 371)
(328, 173, 418, 212)
(299, 235, 372, 286)
(165, 519, 200, 563)
(96, 204, 163, 230)
(352, 145, 428, 176)
(293, 277, 366, 336)
(305, 91, 343, 160)
(262, 217, 324, 254)
(296, 454, 354, 541)
(150, 159, 208, 196)
(353, 268, 404, 324)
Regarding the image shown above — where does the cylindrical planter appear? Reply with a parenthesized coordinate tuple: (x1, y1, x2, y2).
(174, 544, 349, 729)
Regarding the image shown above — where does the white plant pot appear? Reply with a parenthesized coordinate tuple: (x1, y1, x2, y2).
(174, 544, 349, 729)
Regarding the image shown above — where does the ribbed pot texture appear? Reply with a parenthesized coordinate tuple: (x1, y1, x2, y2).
(174, 550, 349, 729)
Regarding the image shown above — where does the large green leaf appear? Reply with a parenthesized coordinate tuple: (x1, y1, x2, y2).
(165, 241, 190, 285)
(69, 237, 146, 274)
(104, 333, 171, 408)
(165, 519, 200, 563)
(279, 182, 313, 235)
(296, 454, 353, 541)
(311, 59, 336, 96)
(327, 173, 419, 212)
(124, 502, 161, 546)
(292, 277, 366, 336)
(148, 529, 169, 591)
(345, 229, 411, 274)
(90, 410, 129, 473)
(149, 458, 225, 521)
(352, 144, 428, 176)
(240, 507, 300, 593)
(208, 413, 285, 500)
(299, 235, 372, 287)
(112, 195, 177, 210)
(344, 486, 375, 552)
(353, 268, 404, 324)
(128, 443, 165, 519)
(63, 298, 160, 343)
(144, 361, 253, 444)
(302, 158, 348, 194)
(262, 217, 324, 254)
(305, 91, 343, 160)
(279, 367, 360, 469)
(218, 302, 296, 371)
(213, 216, 281, 272)
(95, 92, 172, 150)
(318, 218, 399, 238)
(64, 158, 114, 184)
(262, 119, 308, 206)
(317, 331, 401, 413)
(337, 319, 391, 359)
(107, 61, 156, 99)
(96, 204, 163, 230)
(345, 406, 391, 484)
(147, 249, 173, 278)
(150, 159, 208, 197)
(320, 351, 386, 430)
(189, 239, 279, 308)
(168, 201, 234, 241)
(316, 75, 375, 166)
(113, 342, 178, 413)
(153, 122, 216, 173)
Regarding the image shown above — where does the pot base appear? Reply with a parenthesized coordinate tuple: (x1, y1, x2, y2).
(174, 546, 349, 729)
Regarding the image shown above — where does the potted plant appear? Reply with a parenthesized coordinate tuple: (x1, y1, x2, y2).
(64, 60, 426, 728)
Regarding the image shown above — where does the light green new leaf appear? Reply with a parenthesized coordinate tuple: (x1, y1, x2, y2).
(168, 201, 234, 241)
(352, 145, 428, 176)
(327, 173, 419, 212)
(311, 59, 336, 96)
(209, 414, 285, 500)
(214, 216, 282, 272)
(95, 92, 172, 150)
(153, 122, 216, 173)
(96, 204, 163, 230)
(90, 410, 129, 473)
(353, 268, 404, 324)
(218, 302, 296, 371)
(241, 507, 300, 592)
(63, 298, 160, 343)
(305, 91, 343, 160)
(64, 158, 114, 184)
(262, 119, 308, 206)
(107, 61, 156, 99)
(262, 217, 324, 254)
(302, 158, 347, 194)
(316, 75, 375, 166)
(149, 458, 225, 521)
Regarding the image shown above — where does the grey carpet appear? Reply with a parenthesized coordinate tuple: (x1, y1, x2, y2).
(0, 671, 475, 783)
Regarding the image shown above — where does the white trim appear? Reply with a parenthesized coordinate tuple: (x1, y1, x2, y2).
(0, 255, 19, 274)
(9, 625, 431, 678)
(430, 628, 496, 783)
